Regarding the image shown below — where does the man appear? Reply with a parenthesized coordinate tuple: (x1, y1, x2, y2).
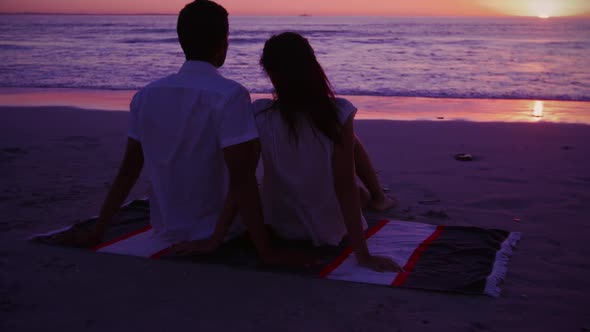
(65, 0, 295, 266)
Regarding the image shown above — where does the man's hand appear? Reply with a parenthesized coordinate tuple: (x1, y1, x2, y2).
(169, 238, 222, 257)
(357, 254, 404, 273)
(51, 228, 102, 248)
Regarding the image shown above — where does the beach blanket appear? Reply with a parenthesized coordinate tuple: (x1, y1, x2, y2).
(32, 199, 521, 297)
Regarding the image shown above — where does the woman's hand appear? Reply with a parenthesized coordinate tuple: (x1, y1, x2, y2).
(357, 254, 404, 273)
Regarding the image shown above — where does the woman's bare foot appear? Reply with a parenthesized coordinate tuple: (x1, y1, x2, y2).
(368, 195, 397, 212)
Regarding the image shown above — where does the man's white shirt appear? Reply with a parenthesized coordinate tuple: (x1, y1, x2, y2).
(129, 61, 257, 242)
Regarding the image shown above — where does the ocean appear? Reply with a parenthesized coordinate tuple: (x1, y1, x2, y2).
(0, 14, 589, 101)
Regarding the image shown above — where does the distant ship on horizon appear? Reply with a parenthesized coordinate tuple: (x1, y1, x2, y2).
(299, 13, 311, 17)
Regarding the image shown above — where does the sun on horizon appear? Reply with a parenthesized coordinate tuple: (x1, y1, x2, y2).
(478, 0, 589, 18)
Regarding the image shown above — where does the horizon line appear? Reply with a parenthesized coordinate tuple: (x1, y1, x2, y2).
(1, 11, 589, 18)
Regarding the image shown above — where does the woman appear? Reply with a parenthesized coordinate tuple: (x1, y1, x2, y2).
(252, 32, 400, 272)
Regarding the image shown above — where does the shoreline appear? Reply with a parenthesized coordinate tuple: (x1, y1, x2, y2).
(1, 87, 590, 124)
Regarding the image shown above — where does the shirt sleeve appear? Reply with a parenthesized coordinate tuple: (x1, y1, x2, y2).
(335, 98, 358, 124)
(252, 98, 274, 116)
(218, 86, 259, 149)
(128, 91, 141, 141)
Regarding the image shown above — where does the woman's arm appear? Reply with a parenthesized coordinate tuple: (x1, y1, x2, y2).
(354, 136, 397, 211)
(333, 116, 402, 272)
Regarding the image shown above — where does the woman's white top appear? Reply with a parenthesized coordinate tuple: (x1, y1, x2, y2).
(252, 98, 367, 246)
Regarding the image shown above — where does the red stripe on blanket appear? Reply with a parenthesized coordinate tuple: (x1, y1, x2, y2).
(391, 225, 445, 287)
(150, 246, 174, 259)
(91, 225, 153, 251)
(319, 220, 390, 278)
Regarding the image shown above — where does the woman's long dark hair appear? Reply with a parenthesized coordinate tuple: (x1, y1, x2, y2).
(260, 32, 342, 143)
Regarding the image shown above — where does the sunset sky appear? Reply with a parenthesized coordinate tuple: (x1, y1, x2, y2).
(0, 0, 589, 17)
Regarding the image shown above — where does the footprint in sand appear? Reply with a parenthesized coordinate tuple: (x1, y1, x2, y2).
(0, 294, 17, 313)
(486, 177, 529, 185)
(418, 198, 441, 205)
(418, 190, 441, 204)
(1, 147, 28, 154)
(469, 321, 489, 331)
(422, 210, 449, 219)
(0, 147, 28, 162)
(59, 136, 101, 149)
(62, 136, 98, 143)
(0, 221, 11, 232)
(40, 257, 79, 271)
(466, 196, 528, 210)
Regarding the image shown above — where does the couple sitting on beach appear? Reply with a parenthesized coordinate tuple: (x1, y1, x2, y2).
(66, 1, 401, 272)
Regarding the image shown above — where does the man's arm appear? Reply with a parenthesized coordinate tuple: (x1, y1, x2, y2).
(170, 189, 238, 255)
(93, 137, 144, 238)
(174, 139, 317, 266)
(222, 139, 273, 258)
(223, 140, 319, 267)
(210, 190, 237, 243)
(55, 138, 144, 246)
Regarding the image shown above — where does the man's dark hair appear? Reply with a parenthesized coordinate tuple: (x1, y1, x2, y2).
(177, 1, 229, 61)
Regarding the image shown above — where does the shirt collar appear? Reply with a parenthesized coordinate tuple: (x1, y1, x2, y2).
(178, 60, 220, 75)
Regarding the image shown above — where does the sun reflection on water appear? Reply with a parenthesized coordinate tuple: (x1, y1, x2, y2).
(533, 100, 544, 117)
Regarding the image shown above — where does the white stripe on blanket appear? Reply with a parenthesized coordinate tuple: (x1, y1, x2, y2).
(324, 221, 437, 285)
(96, 228, 171, 258)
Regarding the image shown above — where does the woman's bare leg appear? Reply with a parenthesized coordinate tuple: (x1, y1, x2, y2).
(358, 184, 370, 209)
(354, 136, 396, 211)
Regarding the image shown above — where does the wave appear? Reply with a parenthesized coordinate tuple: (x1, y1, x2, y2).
(122, 37, 178, 44)
(128, 28, 173, 34)
(1, 83, 588, 102)
(542, 41, 589, 49)
(0, 44, 33, 50)
(231, 29, 352, 36)
(348, 37, 403, 45)
(333, 89, 590, 102)
(120, 37, 267, 45)
(229, 37, 267, 45)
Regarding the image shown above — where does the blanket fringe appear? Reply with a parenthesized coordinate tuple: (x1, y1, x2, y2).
(484, 232, 522, 297)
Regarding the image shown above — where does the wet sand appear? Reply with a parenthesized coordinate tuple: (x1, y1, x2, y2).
(2, 87, 590, 123)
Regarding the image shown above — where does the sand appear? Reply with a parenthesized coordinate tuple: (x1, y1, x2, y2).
(1, 104, 590, 331)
